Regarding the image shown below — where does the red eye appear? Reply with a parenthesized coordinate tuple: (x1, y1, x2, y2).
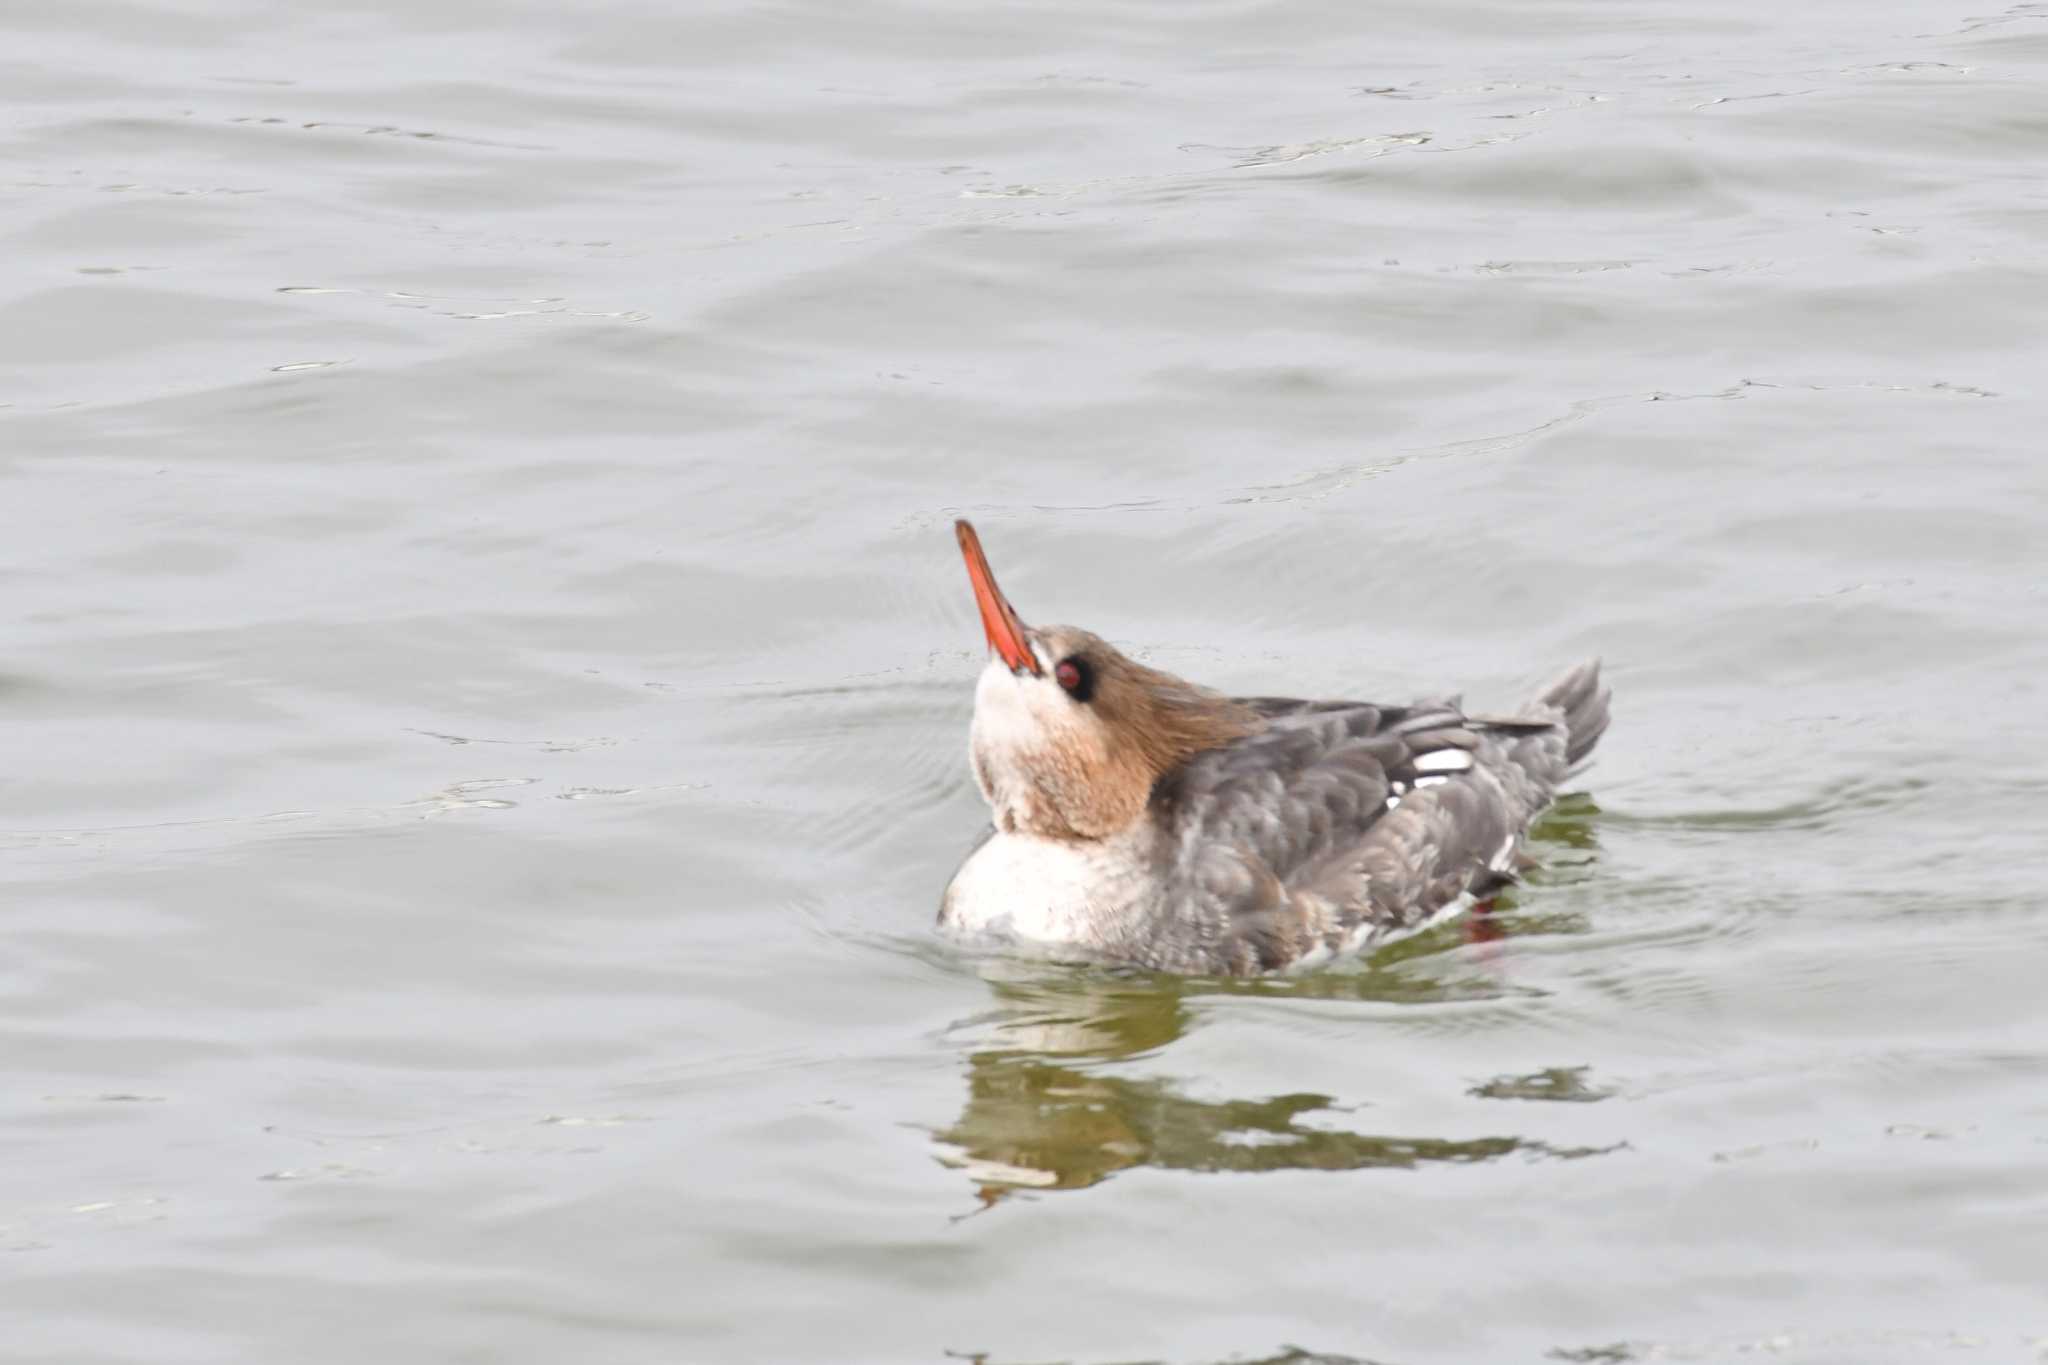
(1053, 656, 1094, 701)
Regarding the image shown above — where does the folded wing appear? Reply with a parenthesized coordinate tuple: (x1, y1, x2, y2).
(1147, 698, 1568, 973)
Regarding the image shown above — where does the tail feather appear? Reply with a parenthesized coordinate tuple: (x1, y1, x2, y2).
(1534, 659, 1610, 772)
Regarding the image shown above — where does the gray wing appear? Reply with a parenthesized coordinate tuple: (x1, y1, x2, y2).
(1143, 697, 1573, 975)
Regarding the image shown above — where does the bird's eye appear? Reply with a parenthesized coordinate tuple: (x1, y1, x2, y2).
(1054, 656, 1094, 702)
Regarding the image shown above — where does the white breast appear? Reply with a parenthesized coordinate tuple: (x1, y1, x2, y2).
(939, 826, 1155, 954)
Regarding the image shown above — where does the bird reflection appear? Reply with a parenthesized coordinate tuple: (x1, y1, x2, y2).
(932, 799, 1611, 1200)
(950, 1349, 1390, 1365)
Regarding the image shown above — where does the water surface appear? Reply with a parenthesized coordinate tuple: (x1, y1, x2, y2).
(6, 1, 2048, 1361)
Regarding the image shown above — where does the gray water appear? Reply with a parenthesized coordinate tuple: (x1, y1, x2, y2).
(6, 1, 2048, 1361)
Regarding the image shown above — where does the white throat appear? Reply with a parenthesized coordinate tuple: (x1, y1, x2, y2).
(968, 654, 1090, 836)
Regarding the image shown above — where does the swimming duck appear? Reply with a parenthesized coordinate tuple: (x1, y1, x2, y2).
(939, 520, 1609, 975)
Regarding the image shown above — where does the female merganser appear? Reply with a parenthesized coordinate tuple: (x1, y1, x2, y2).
(940, 520, 1610, 976)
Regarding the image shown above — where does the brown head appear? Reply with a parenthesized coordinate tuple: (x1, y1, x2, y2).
(954, 520, 1261, 841)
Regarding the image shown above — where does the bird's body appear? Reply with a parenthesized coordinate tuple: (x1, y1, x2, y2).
(938, 521, 1610, 977)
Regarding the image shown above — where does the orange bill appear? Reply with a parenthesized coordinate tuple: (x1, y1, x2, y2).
(955, 519, 1039, 675)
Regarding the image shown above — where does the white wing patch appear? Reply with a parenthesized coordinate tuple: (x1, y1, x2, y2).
(1385, 747, 1474, 808)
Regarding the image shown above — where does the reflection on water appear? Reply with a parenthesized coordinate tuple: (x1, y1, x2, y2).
(949, 1350, 1393, 1365)
(935, 805, 1622, 1198)
(936, 1046, 1622, 1198)
(1468, 1065, 1615, 1104)
(946, 1350, 1392, 1358)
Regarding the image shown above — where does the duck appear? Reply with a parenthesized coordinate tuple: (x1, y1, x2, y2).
(939, 519, 1610, 976)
